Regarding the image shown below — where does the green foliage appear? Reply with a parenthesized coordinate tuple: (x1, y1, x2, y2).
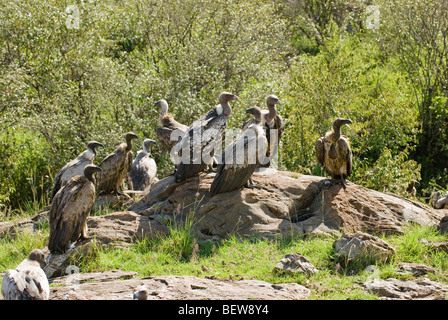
(1, 0, 448, 210)
(282, 34, 420, 187)
(355, 147, 421, 195)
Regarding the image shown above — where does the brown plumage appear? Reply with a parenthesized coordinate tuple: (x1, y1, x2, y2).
(155, 99, 189, 154)
(51, 141, 103, 200)
(315, 118, 353, 187)
(210, 106, 267, 196)
(242, 95, 283, 167)
(174, 92, 238, 183)
(48, 164, 101, 254)
(1, 249, 50, 300)
(96, 132, 138, 195)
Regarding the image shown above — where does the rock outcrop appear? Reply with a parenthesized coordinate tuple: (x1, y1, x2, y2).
(364, 278, 448, 300)
(129, 170, 445, 239)
(333, 232, 396, 265)
(49, 272, 311, 300)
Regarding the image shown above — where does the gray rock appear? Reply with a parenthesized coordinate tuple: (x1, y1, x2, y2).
(50, 273, 311, 300)
(129, 171, 444, 239)
(364, 278, 448, 300)
(333, 232, 395, 264)
(397, 262, 436, 277)
(274, 253, 318, 275)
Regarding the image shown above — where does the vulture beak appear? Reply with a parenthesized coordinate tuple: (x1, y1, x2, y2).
(153, 101, 159, 107)
(93, 142, 104, 149)
(245, 108, 253, 114)
(232, 95, 239, 101)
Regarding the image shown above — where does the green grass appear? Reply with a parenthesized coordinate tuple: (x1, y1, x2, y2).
(1, 209, 448, 300)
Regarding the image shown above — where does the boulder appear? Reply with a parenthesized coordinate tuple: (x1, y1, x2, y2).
(49, 273, 311, 300)
(129, 170, 444, 239)
(274, 253, 318, 275)
(333, 232, 396, 264)
(364, 278, 448, 300)
(86, 211, 170, 246)
(396, 262, 436, 277)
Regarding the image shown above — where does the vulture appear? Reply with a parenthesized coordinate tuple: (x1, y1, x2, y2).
(51, 141, 103, 200)
(48, 164, 102, 254)
(173, 91, 238, 183)
(1, 249, 50, 300)
(155, 99, 189, 154)
(242, 95, 283, 167)
(126, 139, 157, 192)
(315, 118, 353, 187)
(96, 132, 138, 195)
(210, 106, 267, 196)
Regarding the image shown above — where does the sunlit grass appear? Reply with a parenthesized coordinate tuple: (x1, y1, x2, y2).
(1, 216, 448, 299)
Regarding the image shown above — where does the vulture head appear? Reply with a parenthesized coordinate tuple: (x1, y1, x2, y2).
(266, 95, 281, 107)
(84, 164, 102, 184)
(86, 141, 104, 155)
(125, 132, 139, 143)
(142, 139, 157, 153)
(246, 106, 264, 125)
(28, 249, 46, 268)
(332, 118, 352, 131)
(154, 99, 169, 117)
(218, 92, 238, 117)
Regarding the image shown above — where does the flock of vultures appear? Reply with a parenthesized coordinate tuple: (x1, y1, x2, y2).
(1, 91, 353, 300)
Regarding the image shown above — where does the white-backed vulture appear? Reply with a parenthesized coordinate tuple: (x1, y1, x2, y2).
(210, 106, 267, 196)
(1, 249, 50, 300)
(154, 99, 189, 154)
(126, 139, 157, 192)
(242, 95, 283, 167)
(174, 92, 238, 183)
(48, 164, 102, 254)
(315, 118, 353, 187)
(51, 141, 103, 200)
(96, 132, 138, 195)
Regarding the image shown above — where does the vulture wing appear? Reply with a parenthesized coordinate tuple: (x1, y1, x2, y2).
(128, 152, 157, 191)
(174, 109, 227, 182)
(338, 136, 352, 178)
(51, 157, 91, 200)
(1, 263, 49, 300)
(210, 125, 267, 196)
(315, 137, 325, 167)
(48, 176, 95, 253)
(96, 144, 128, 193)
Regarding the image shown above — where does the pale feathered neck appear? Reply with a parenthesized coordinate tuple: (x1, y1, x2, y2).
(80, 149, 95, 161)
(216, 102, 231, 117)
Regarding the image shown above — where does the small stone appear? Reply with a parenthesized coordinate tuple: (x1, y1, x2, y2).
(274, 253, 318, 275)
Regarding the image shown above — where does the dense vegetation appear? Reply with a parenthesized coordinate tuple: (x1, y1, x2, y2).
(1, 0, 447, 214)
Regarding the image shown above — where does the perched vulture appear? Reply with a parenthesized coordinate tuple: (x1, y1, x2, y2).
(96, 132, 138, 195)
(210, 106, 267, 196)
(174, 92, 238, 183)
(1, 249, 50, 300)
(154, 99, 189, 154)
(51, 141, 103, 200)
(315, 118, 353, 187)
(126, 139, 157, 192)
(48, 164, 102, 254)
(242, 95, 283, 167)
